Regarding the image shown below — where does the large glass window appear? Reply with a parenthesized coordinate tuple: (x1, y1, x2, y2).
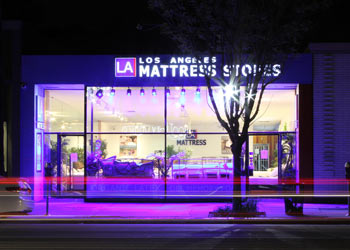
(44, 90, 84, 132)
(40, 85, 297, 199)
(85, 134, 165, 199)
(167, 87, 226, 133)
(87, 87, 164, 133)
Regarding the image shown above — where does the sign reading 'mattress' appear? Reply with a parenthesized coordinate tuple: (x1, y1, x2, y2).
(115, 56, 281, 78)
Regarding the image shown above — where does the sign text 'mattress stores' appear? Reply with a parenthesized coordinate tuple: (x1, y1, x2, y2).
(115, 56, 281, 78)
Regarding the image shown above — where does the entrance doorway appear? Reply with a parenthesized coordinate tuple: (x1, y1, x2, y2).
(57, 134, 84, 191)
(43, 134, 85, 192)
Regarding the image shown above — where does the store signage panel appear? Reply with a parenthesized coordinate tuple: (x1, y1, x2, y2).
(21, 54, 312, 86)
(115, 56, 282, 79)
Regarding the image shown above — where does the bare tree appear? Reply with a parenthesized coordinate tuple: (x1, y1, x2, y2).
(149, 0, 324, 210)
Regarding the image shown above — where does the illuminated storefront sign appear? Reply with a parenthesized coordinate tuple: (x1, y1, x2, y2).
(115, 56, 281, 78)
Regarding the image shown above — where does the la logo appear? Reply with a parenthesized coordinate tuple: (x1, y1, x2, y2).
(115, 58, 136, 77)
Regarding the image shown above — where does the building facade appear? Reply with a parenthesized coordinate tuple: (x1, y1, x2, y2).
(16, 53, 319, 200)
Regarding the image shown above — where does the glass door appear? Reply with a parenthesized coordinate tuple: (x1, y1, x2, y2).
(249, 135, 279, 178)
(58, 134, 84, 191)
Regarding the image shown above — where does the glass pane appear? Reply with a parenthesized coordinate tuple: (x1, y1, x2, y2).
(60, 135, 85, 191)
(86, 134, 165, 199)
(86, 87, 165, 133)
(166, 87, 226, 133)
(44, 134, 58, 192)
(166, 87, 297, 133)
(249, 134, 278, 178)
(250, 89, 297, 132)
(44, 90, 84, 132)
(280, 133, 297, 179)
(165, 134, 239, 198)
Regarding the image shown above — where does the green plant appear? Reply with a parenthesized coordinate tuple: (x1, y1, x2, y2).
(166, 145, 178, 158)
(214, 198, 259, 214)
(48, 139, 108, 163)
(270, 149, 278, 168)
(165, 145, 192, 159)
(67, 147, 84, 162)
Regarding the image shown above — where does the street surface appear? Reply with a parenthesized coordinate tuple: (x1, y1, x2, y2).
(1, 224, 350, 249)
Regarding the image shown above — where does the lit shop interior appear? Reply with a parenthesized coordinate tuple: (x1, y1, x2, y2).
(40, 85, 298, 196)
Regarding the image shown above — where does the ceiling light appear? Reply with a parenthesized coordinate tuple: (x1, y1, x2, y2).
(140, 88, 145, 96)
(152, 87, 157, 96)
(96, 89, 103, 99)
(181, 87, 186, 96)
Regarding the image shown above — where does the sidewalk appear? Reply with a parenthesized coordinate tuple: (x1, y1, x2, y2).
(1, 198, 350, 223)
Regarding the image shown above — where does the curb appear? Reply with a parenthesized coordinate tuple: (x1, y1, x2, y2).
(2, 217, 350, 224)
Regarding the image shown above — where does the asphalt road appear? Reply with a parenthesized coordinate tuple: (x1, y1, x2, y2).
(1, 224, 350, 249)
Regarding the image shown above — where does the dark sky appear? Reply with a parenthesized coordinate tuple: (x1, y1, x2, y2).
(2, 0, 350, 54)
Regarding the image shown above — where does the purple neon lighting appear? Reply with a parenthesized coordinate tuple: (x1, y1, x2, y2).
(110, 88, 116, 96)
(127, 88, 132, 96)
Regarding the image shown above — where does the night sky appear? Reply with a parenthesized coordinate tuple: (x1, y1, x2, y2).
(2, 0, 350, 54)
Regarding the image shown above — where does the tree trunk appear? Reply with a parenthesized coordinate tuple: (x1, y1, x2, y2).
(232, 143, 242, 212)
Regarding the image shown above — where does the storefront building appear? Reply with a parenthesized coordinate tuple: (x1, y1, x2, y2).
(20, 54, 314, 200)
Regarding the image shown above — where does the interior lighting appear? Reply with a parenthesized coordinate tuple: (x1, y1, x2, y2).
(181, 87, 186, 96)
(246, 89, 255, 101)
(96, 89, 103, 99)
(195, 87, 201, 103)
(223, 84, 239, 100)
(127, 88, 132, 96)
(196, 87, 200, 96)
(110, 88, 116, 96)
(140, 88, 145, 96)
(152, 87, 157, 96)
(166, 88, 171, 96)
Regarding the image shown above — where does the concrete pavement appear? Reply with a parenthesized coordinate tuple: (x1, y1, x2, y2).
(2, 198, 350, 223)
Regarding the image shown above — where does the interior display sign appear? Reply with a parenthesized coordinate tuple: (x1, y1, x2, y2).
(176, 130, 207, 146)
(221, 136, 231, 154)
(119, 136, 137, 157)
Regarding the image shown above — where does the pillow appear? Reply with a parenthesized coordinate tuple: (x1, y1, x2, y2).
(101, 156, 116, 166)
